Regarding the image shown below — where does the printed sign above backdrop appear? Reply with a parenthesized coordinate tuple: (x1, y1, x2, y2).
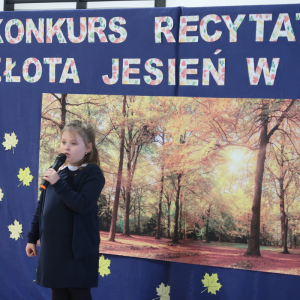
(1, 5, 300, 300)
(0, 5, 299, 98)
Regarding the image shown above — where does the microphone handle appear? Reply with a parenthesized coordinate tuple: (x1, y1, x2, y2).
(40, 165, 53, 191)
(39, 161, 63, 191)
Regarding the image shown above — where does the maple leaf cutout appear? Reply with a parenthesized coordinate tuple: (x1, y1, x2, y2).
(201, 273, 222, 295)
(2, 132, 18, 154)
(153, 283, 170, 300)
(0, 188, 4, 201)
(8, 220, 23, 240)
(98, 255, 111, 277)
(17, 167, 33, 187)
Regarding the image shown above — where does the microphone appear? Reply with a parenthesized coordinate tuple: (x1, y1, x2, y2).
(40, 153, 67, 191)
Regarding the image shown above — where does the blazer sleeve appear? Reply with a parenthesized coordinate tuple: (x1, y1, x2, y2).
(27, 192, 43, 244)
(52, 165, 105, 214)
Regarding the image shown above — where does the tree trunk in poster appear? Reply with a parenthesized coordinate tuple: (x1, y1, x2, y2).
(108, 95, 126, 242)
(172, 173, 182, 243)
(60, 94, 67, 129)
(179, 199, 182, 240)
(133, 198, 136, 233)
(137, 196, 141, 234)
(280, 197, 289, 253)
(156, 165, 164, 239)
(276, 140, 291, 254)
(167, 198, 171, 238)
(206, 208, 210, 243)
(123, 119, 142, 236)
(279, 167, 289, 253)
(245, 120, 268, 256)
(123, 166, 131, 235)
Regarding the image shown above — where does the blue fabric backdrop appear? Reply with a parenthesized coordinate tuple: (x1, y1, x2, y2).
(1, 5, 300, 300)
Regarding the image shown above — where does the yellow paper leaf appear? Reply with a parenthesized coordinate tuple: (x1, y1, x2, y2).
(17, 167, 33, 187)
(0, 187, 3, 201)
(154, 283, 170, 300)
(201, 273, 222, 295)
(8, 220, 23, 240)
(2, 132, 18, 154)
(98, 255, 111, 277)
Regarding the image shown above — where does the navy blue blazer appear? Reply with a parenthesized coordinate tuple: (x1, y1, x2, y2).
(27, 163, 105, 259)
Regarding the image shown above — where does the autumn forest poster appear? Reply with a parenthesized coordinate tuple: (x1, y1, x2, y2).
(39, 94, 300, 276)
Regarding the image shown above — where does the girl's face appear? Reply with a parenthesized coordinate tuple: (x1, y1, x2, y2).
(60, 131, 92, 166)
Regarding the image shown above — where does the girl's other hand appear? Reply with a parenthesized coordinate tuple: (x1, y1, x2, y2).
(26, 243, 37, 257)
(43, 168, 60, 185)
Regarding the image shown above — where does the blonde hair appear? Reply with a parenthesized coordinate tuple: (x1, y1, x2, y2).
(60, 120, 100, 169)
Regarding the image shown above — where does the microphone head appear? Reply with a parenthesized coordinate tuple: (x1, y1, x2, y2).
(56, 153, 67, 163)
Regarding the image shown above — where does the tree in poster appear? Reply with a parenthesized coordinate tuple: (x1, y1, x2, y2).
(108, 95, 126, 241)
(266, 127, 300, 253)
(155, 126, 168, 239)
(161, 97, 218, 243)
(245, 100, 298, 256)
(122, 96, 158, 236)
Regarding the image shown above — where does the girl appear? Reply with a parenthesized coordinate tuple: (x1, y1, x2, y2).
(26, 120, 105, 300)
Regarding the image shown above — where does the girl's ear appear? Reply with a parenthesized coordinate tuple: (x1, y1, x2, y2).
(86, 142, 93, 153)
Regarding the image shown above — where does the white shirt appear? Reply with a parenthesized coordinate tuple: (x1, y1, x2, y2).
(58, 163, 88, 172)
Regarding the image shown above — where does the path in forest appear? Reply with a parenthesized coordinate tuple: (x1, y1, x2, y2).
(99, 231, 300, 276)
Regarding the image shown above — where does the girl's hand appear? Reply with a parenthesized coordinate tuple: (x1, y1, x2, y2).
(26, 243, 37, 257)
(43, 168, 60, 185)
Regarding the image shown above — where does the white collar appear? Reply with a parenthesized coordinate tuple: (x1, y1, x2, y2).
(59, 163, 88, 172)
